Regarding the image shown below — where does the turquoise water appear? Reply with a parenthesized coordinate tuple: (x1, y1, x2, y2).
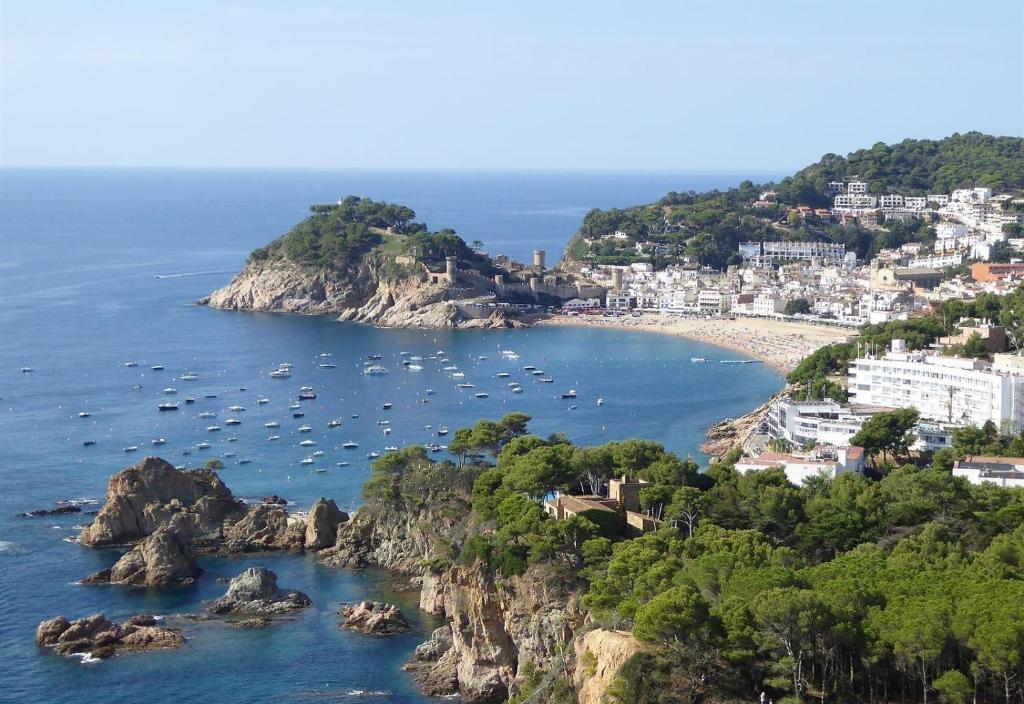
(0, 169, 782, 702)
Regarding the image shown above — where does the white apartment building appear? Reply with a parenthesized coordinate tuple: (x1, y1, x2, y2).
(735, 446, 865, 485)
(880, 194, 904, 210)
(848, 339, 1024, 429)
(953, 456, 1024, 489)
(907, 253, 964, 269)
(834, 194, 878, 209)
(904, 197, 928, 210)
(847, 181, 869, 194)
(928, 194, 950, 206)
(605, 292, 634, 310)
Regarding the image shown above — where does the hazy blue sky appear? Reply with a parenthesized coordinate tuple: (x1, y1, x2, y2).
(1, 0, 1021, 170)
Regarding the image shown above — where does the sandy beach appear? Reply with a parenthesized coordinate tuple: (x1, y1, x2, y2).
(539, 314, 852, 374)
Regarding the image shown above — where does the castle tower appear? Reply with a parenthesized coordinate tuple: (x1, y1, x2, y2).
(445, 256, 458, 281)
(533, 250, 546, 269)
(611, 268, 624, 290)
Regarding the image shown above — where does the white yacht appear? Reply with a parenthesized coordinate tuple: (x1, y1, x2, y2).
(207, 425, 221, 432)
(327, 419, 342, 428)
(363, 365, 388, 375)
(298, 425, 312, 433)
(299, 439, 316, 447)
(267, 435, 280, 441)
(196, 441, 212, 449)
(78, 411, 90, 418)
(265, 421, 280, 428)
(152, 438, 166, 445)
(299, 457, 314, 465)
(342, 441, 358, 449)
(224, 418, 241, 426)
(180, 373, 199, 381)
(163, 387, 177, 394)
(198, 411, 217, 418)
(228, 405, 245, 412)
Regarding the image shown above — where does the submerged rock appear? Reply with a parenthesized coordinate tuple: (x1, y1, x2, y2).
(35, 613, 183, 659)
(22, 505, 81, 517)
(304, 497, 348, 550)
(339, 601, 410, 635)
(84, 526, 200, 587)
(207, 567, 311, 618)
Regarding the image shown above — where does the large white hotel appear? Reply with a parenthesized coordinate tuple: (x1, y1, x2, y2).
(848, 340, 1024, 430)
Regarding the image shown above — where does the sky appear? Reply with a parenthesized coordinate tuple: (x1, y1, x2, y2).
(1, 0, 1022, 171)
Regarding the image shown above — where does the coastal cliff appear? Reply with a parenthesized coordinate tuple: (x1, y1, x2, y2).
(318, 451, 589, 703)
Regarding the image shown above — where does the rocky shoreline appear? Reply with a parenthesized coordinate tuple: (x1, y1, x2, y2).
(201, 256, 533, 330)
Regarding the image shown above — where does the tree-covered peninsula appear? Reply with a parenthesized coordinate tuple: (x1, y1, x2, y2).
(328, 413, 1024, 704)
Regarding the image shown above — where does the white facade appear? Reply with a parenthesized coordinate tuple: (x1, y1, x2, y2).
(848, 341, 1024, 429)
(953, 457, 1024, 489)
(880, 194, 904, 210)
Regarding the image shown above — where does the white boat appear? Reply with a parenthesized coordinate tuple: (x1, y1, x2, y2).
(597, 398, 604, 406)
(299, 457, 314, 465)
(537, 377, 554, 384)
(207, 425, 221, 432)
(270, 369, 292, 378)
(267, 435, 280, 441)
(228, 405, 245, 412)
(223, 452, 235, 458)
(123, 446, 138, 453)
(377, 420, 390, 426)
(342, 441, 358, 449)
(363, 365, 388, 375)
(382, 427, 392, 435)
(531, 370, 545, 376)
(437, 426, 449, 436)
(180, 373, 199, 381)
(237, 459, 251, 465)
(384, 445, 398, 452)
(367, 451, 381, 459)
(124, 361, 138, 367)
(451, 372, 466, 378)
(225, 418, 242, 426)
(457, 383, 474, 389)
(298, 425, 312, 433)
(690, 357, 707, 363)
(337, 461, 350, 467)
(289, 402, 301, 410)
(152, 438, 166, 445)
(443, 365, 458, 371)
(409, 355, 424, 361)
(512, 386, 524, 393)
(523, 365, 536, 371)
(314, 467, 327, 473)
(265, 421, 280, 428)
(312, 450, 325, 457)
(78, 412, 90, 418)
(163, 387, 177, 394)
(196, 441, 212, 449)
(20, 366, 34, 373)
(561, 390, 577, 399)
(151, 365, 164, 371)
(475, 392, 489, 398)
(198, 411, 217, 418)
(407, 364, 423, 371)
(299, 439, 316, 447)
(497, 372, 510, 378)
(158, 402, 179, 411)
(257, 396, 269, 404)
(318, 363, 337, 369)
(500, 350, 519, 358)
(327, 419, 342, 428)
(426, 389, 437, 395)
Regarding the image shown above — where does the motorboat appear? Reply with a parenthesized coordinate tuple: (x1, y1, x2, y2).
(163, 387, 177, 394)
(377, 420, 390, 426)
(537, 378, 554, 384)
(531, 370, 545, 376)
(426, 389, 437, 395)
(561, 390, 577, 399)
(318, 363, 336, 369)
(327, 419, 342, 428)
(407, 364, 423, 371)
(151, 365, 164, 371)
(690, 357, 707, 363)
(523, 365, 536, 371)
(152, 438, 166, 445)
(204, 394, 218, 399)
(597, 398, 604, 406)
(78, 411, 90, 418)
(257, 396, 269, 404)
(123, 446, 138, 453)
(298, 390, 316, 400)
(312, 450, 325, 457)
(298, 425, 312, 433)
(450, 372, 465, 378)
(299, 457, 314, 465)
(437, 426, 449, 436)
(225, 418, 242, 426)
(363, 365, 388, 375)
(456, 383, 474, 389)
(382, 427, 392, 435)
(292, 411, 305, 418)
(207, 425, 221, 432)
(267, 435, 280, 441)
(289, 402, 301, 410)
(475, 392, 489, 399)
(497, 372, 510, 378)
(185, 397, 195, 404)
(337, 461, 350, 467)
(237, 459, 251, 465)
(367, 451, 381, 459)
(198, 411, 217, 418)
(382, 402, 393, 410)
(269, 364, 292, 378)
(158, 402, 179, 411)
(124, 361, 138, 367)
(384, 446, 398, 452)
(366, 354, 382, 360)
(180, 373, 198, 381)
(265, 421, 280, 428)
(299, 440, 316, 447)
(511, 386, 524, 393)
(223, 452, 236, 458)
(228, 405, 245, 412)
(83, 440, 96, 446)
(196, 442, 212, 449)
(342, 441, 358, 449)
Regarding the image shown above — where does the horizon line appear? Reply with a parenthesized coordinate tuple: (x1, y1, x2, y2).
(0, 164, 790, 176)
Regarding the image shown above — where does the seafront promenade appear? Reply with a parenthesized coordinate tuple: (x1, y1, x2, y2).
(541, 313, 850, 373)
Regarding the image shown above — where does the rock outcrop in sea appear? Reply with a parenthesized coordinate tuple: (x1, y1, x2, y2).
(207, 567, 312, 619)
(84, 526, 200, 588)
(338, 601, 410, 635)
(36, 613, 184, 659)
(78, 458, 348, 585)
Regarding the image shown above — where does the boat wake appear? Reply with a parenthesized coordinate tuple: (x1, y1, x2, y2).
(154, 270, 236, 280)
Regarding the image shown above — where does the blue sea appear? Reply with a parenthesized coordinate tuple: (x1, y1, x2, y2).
(0, 169, 782, 703)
